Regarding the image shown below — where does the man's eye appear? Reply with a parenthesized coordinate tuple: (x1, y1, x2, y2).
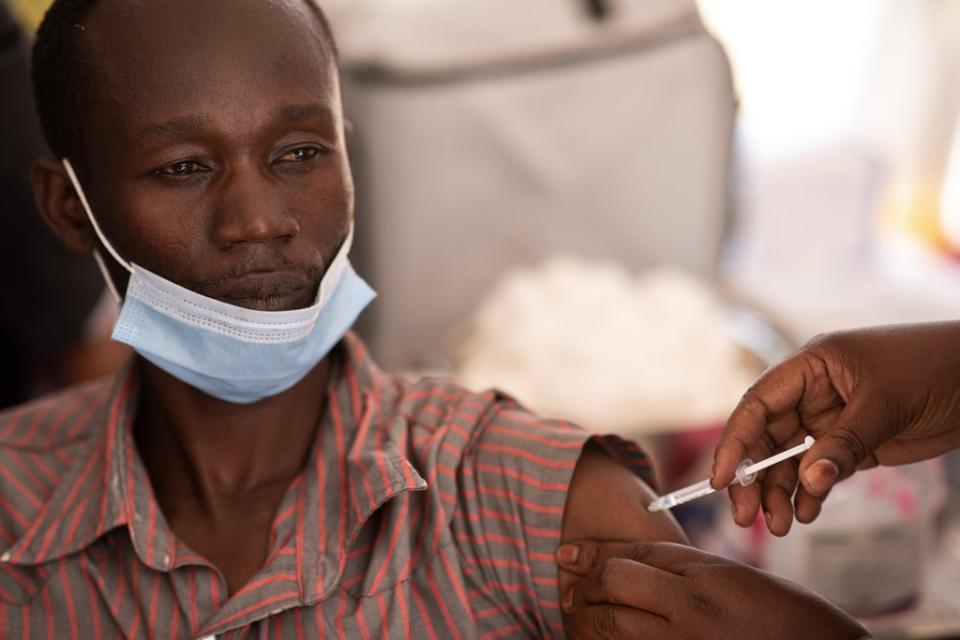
(156, 161, 208, 176)
(276, 147, 323, 163)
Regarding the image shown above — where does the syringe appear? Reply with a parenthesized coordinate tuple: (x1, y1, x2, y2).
(647, 436, 815, 512)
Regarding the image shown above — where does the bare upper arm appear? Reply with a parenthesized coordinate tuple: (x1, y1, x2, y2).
(558, 442, 688, 600)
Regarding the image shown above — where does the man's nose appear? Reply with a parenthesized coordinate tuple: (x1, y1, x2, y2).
(210, 164, 300, 248)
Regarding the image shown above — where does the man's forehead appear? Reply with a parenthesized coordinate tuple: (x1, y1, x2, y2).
(81, 0, 338, 137)
(84, 0, 322, 42)
(83, 0, 332, 71)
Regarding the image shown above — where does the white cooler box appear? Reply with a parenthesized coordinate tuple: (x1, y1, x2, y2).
(330, 0, 737, 369)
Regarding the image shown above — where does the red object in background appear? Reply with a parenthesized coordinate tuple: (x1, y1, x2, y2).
(659, 423, 725, 490)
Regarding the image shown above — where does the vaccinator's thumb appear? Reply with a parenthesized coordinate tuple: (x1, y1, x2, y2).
(800, 455, 841, 496)
(799, 424, 879, 497)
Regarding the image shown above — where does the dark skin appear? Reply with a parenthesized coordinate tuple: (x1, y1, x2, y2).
(555, 540, 869, 640)
(559, 447, 868, 639)
(559, 323, 960, 638)
(715, 322, 960, 534)
(31, 0, 718, 633)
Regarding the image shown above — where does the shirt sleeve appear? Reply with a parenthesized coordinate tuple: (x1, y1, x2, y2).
(453, 392, 658, 638)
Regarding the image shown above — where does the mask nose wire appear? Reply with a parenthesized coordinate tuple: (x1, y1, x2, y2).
(62, 158, 132, 303)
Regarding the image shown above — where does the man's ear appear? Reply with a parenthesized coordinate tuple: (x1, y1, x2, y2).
(32, 157, 96, 255)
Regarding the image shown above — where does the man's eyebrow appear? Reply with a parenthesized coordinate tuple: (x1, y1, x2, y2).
(139, 114, 213, 139)
(137, 104, 333, 139)
(277, 103, 334, 124)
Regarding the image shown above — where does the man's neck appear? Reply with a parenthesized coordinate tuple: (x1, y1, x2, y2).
(133, 353, 335, 512)
(130, 352, 338, 593)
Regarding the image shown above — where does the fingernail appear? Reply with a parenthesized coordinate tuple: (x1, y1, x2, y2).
(562, 588, 575, 612)
(804, 459, 839, 496)
(764, 511, 774, 530)
(557, 544, 579, 567)
(710, 462, 717, 481)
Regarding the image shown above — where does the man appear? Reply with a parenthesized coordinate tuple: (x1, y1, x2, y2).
(0, 0, 868, 637)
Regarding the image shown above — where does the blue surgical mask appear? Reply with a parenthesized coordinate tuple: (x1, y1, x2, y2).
(62, 158, 375, 404)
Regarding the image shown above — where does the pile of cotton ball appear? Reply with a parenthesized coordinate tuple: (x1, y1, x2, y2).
(454, 256, 764, 434)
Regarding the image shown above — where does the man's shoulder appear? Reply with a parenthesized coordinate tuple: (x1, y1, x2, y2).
(0, 377, 114, 452)
(391, 376, 657, 492)
(398, 377, 574, 427)
(0, 379, 113, 549)
(395, 376, 589, 459)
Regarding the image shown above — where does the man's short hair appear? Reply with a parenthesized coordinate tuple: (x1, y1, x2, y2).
(31, 0, 338, 176)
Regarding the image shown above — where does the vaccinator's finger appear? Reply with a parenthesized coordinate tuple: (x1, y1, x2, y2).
(714, 358, 812, 489)
(794, 485, 829, 524)
(572, 558, 685, 617)
(569, 604, 674, 640)
(726, 432, 780, 528)
(557, 541, 718, 577)
(761, 458, 799, 536)
(728, 479, 762, 528)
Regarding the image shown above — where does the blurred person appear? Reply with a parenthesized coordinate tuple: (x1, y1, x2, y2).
(0, 0, 125, 409)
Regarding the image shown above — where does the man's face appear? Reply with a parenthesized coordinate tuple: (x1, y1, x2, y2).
(79, 0, 350, 312)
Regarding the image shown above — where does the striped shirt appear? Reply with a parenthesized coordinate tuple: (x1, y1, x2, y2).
(0, 333, 654, 639)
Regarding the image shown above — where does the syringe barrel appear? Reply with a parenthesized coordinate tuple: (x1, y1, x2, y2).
(648, 480, 716, 512)
(670, 479, 715, 503)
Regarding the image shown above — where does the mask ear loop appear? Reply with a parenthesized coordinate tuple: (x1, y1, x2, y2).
(91, 251, 124, 304)
(317, 223, 354, 307)
(62, 158, 132, 303)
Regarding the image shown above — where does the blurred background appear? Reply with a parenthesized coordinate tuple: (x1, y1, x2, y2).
(7, 0, 960, 636)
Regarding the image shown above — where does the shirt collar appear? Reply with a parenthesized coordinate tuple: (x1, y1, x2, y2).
(297, 333, 428, 604)
(3, 333, 427, 597)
